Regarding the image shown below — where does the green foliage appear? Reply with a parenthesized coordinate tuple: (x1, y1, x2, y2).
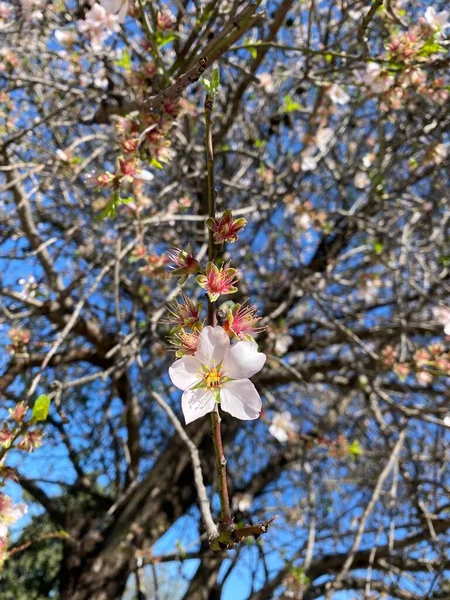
(32, 394, 51, 422)
(282, 94, 302, 113)
(418, 37, 446, 58)
(0, 517, 63, 599)
(95, 193, 133, 221)
(114, 49, 132, 70)
(349, 439, 364, 457)
(202, 67, 220, 97)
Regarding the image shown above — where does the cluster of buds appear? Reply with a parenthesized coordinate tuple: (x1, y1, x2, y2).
(384, 343, 450, 386)
(164, 295, 202, 329)
(164, 207, 262, 357)
(137, 252, 168, 279)
(157, 10, 174, 31)
(7, 328, 31, 356)
(88, 157, 154, 192)
(206, 210, 247, 244)
(0, 401, 43, 452)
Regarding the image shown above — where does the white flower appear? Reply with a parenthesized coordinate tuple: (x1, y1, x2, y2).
(100, 0, 128, 23)
(269, 411, 297, 443)
(259, 72, 275, 93)
(0, 2, 12, 19)
(169, 326, 266, 424)
(432, 306, 450, 335)
(274, 334, 293, 355)
(232, 493, 253, 513)
(301, 149, 319, 172)
(135, 168, 154, 182)
(55, 30, 75, 45)
(358, 63, 394, 94)
(354, 171, 370, 189)
(78, 3, 120, 51)
(316, 127, 334, 153)
(0, 494, 27, 538)
(424, 7, 449, 35)
(327, 84, 350, 105)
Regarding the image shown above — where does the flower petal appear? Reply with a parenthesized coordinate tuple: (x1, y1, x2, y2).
(196, 326, 230, 366)
(222, 341, 266, 380)
(220, 379, 262, 420)
(269, 425, 289, 443)
(182, 388, 215, 424)
(169, 356, 201, 391)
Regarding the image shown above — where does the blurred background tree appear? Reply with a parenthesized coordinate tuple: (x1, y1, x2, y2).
(0, 0, 450, 598)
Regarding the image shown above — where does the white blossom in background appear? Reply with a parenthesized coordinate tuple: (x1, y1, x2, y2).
(232, 493, 253, 513)
(327, 84, 350, 105)
(354, 171, 370, 189)
(0, 494, 27, 538)
(0, 2, 12, 19)
(432, 306, 450, 335)
(316, 127, 334, 153)
(55, 29, 76, 46)
(357, 63, 394, 94)
(423, 7, 449, 36)
(274, 334, 293, 355)
(18, 275, 38, 300)
(269, 411, 297, 443)
(301, 149, 319, 172)
(101, 0, 128, 23)
(169, 326, 266, 424)
(259, 72, 275, 93)
(21, 0, 44, 21)
(78, 3, 120, 52)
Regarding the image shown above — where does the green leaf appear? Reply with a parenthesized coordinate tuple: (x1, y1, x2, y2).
(282, 94, 302, 113)
(114, 49, 131, 70)
(156, 31, 177, 48)
(349, 439, 364, 457)
(418, 37, 446, 58)
(150, 157, 163, 169)
(32, 394, 51, 421)
(95, 193, 133, 221)
(211, 67, 220, 91)
(373, 240, 384, 255)
(202, 68, 220, 97)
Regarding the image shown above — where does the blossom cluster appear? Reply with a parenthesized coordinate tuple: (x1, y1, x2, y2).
(0, 399, 46, 569)
(163, 210, 271, 424)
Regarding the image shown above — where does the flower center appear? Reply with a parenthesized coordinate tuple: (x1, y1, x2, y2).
(203, 366, 224, 390)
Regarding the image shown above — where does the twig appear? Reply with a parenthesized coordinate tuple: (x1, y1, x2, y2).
(151, 391, 218, 541)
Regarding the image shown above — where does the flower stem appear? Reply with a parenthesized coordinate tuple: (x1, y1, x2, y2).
(204, 92, 233, 528)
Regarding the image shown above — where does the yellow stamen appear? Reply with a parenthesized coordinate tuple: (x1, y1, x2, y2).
(204, 367, 223, 390)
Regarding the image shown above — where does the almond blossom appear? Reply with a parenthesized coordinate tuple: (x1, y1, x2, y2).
(167, 247, 200, 277)
(327, 84, 350, 105)
(221, 302, 264, 341)
(269, 411, 297, 443)
(432, 306, 450, 335)
(206, 209, 247, 244)
(0, 493, 27, 538)
(197, 262, 238, 302)
(101, 0, 128, 23)
(423, 7, 449, 36)
(78, 3, 120, 52)
(357, 63, 394, 94)
(169, 326, 266, 424)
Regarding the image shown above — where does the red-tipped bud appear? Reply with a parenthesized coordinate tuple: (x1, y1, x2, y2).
(167, 247, 200, 277)
(206, 210, 247, 244)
